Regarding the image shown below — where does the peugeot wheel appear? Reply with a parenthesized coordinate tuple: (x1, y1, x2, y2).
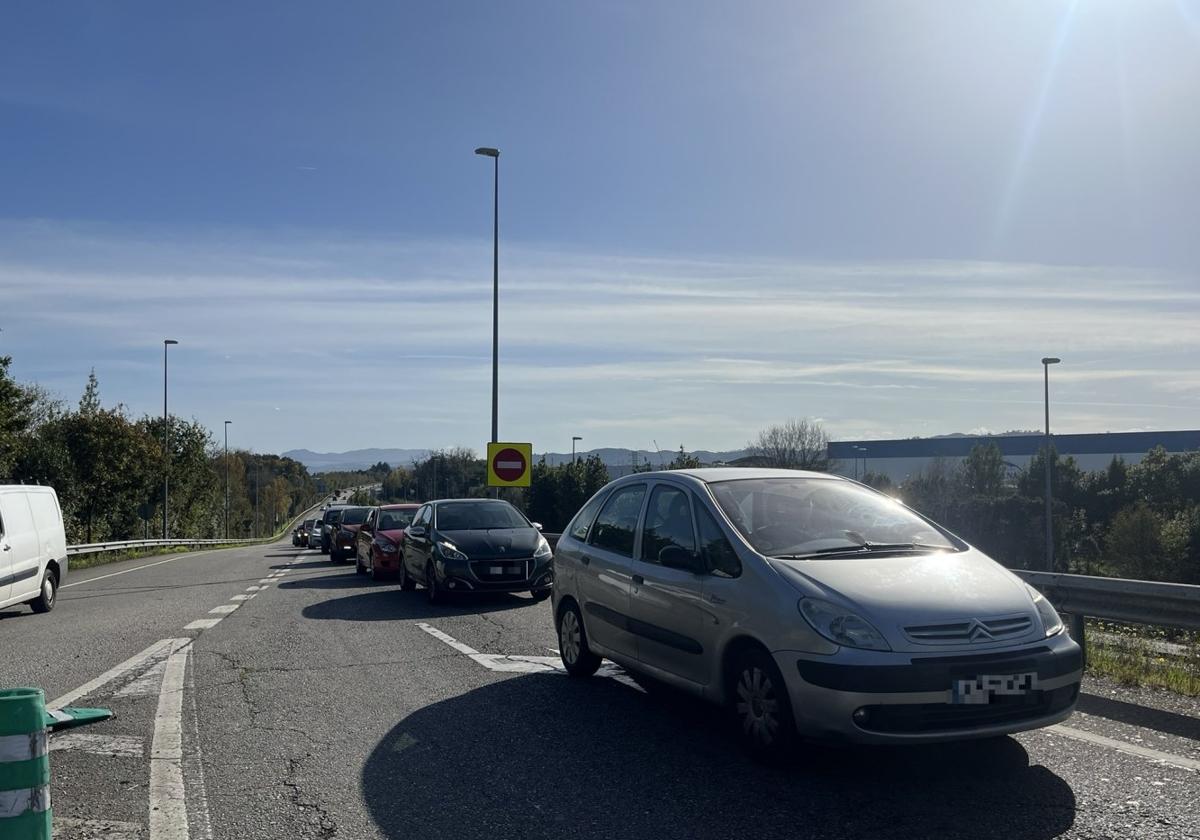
(425, 561, 444, 605)
(558, 601, 600, 677)
(732, 648, 797, 763)
(30, 567, 58, 614)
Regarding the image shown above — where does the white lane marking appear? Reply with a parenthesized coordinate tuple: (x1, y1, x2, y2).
(208, 604, 239, 615)
(186, 642, 215, 840)
(49, 638, 185, 708)
(56, 818, 142, 840)
(50, 733, 144, 758)
(184, 618, 222, 631)
(229, 594, 252, 601)
(149, 643, 191, 840)
(257, 578, 274, 585)
(1046, 724, 1200, 772)
(416, 624, 639, 687)
(60, 554, 200, 588)
(245, 585, 266, 591)
(114, 659, 167, 698)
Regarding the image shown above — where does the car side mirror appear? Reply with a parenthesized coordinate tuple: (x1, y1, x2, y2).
(408, 526, 426, 538)
(659, 545, 704, 574)
(532, 522, 543, 532)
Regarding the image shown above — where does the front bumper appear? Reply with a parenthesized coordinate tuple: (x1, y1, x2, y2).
(434, 555, 554, 594)
(777, 630, 1082, 744)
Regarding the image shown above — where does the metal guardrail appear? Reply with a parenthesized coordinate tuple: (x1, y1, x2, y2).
(67, 538, 258, 557)
(1012, 569, 1200, 663)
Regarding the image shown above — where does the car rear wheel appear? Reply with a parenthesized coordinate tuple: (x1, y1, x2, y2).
(30, 567, 58, 614)
(558, 602, 600, 677)
(732, 647, 797, 763)
(425, 561, 444, 605)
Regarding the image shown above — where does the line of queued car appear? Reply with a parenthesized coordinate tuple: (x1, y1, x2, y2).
(294, 497, 554, 602)
(290, 469, 1084, 762)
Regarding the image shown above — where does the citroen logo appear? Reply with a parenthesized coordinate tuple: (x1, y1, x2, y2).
(967, 620, 994, 642)
(499, 546, 506, 553)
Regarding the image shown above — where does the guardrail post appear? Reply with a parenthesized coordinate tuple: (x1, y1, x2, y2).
(1066, 613, 1087, 667)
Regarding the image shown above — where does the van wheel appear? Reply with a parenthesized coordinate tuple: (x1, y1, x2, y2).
(732, 647, 797, 763)
(30, 568, 58, 614)
(558, 602, 601, 677)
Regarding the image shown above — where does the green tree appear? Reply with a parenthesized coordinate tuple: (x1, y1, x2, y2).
(960, 442, 1005, 498)
(0, 355, 39, 476)
(1103, 503, 1166, 581)
(667, 446, 702, 470)
(745, 418, 831, 470)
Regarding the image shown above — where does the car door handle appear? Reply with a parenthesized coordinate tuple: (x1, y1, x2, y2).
(580, 555, 591, 566)
(707, 593, 726, 605)
(632, 574, 644, 585)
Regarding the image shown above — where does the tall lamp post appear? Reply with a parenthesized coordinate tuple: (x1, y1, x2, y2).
(572, 436, 583, 465)
(1041, 357, 1061, 571)
(475, 146, 500, 495)
(224, 420, 232, 540)
(162, 339, 179, 539)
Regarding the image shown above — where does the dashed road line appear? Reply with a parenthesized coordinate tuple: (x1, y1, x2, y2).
(208, 604, 240, 615)
(229, 594, 252, 601)
(184, 618, 223, 631)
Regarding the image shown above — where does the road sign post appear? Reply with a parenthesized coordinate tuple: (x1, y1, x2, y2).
(487, 442, 533, 488)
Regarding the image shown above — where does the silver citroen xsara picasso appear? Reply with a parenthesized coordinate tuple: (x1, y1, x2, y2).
(551, 468, 1082, 760)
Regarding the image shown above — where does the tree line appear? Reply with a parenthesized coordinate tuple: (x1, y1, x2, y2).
(1, 356, 317, 544)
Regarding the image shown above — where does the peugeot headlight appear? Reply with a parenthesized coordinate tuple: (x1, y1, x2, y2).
(1027, 584, 1064, 637)
(799, 598, 891, 651)
(437, 541, 469, 562)
(533, 536, 552, 559)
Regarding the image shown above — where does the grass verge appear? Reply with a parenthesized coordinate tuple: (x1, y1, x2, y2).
(1084, 619, 1200, 696)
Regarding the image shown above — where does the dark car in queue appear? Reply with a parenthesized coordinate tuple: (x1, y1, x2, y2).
(319, 504, 350, 554)
(401, 499, 552, 604)
(293, 518, 317, 547)
(330, 506, 370, 563)
(355, 503, 421, 579)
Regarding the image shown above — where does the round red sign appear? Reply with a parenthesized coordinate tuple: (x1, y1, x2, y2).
(492, 447, 527, 482)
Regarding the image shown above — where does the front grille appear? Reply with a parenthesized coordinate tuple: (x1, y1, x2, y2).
(904, 614, 1034, 645)
(859, 684, 1077, 734)
(470, 558, 531, 583)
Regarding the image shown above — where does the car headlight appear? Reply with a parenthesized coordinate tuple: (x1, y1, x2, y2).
(1027, 584, 1064, 637)
(376, 540, 398, 554)
(798, 598, 891, 651)
(437, 541, 469, 562)
(533, 536, 552, 559)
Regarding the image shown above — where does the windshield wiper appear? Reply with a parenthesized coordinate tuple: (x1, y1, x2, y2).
(771, 541, 953, 560)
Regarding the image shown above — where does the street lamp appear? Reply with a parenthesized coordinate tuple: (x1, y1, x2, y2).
(162, 339, 179, 539)
(1041, 357, 1061, 571)
(224, 420, 232, 540)
(572, 436, 583, 465)
(475, 146, 500, 496)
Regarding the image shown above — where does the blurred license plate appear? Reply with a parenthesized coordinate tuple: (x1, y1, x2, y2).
(489, 565, 520, 575)
(952, 673, 1038, 705)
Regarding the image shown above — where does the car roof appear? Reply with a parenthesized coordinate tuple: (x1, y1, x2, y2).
(617, 467, 844, 484)
(379, 503, 420, 510)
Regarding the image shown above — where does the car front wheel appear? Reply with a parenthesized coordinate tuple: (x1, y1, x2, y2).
(732, 647, 797, 763)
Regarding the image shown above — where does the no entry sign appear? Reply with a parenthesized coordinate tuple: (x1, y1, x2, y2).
(487, 442, 533, 487)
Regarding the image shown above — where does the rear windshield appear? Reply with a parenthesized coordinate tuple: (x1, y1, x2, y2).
(340, 507, 369, 526)
(378, 509, 416, 530)
(435, 501, 529, 531)
(709, 478, 956, 557)
(323, 509, 343, 524)
(302, 519, 315, 528)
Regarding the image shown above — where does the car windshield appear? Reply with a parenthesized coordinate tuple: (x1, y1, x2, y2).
(708, 478, 957, 558)
(378, 510, 415, 530)
(436, 501, 529, 531)
(340, 507, 369, 526)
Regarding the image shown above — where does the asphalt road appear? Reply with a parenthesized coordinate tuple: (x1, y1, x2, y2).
(2, 539, 1198, 840)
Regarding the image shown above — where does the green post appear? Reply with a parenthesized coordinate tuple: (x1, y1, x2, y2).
(0, 688, 52, 840)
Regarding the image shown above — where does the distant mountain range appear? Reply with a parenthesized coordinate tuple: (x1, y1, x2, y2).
(284, 447, 747, 473)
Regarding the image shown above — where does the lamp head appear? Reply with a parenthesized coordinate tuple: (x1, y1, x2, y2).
(1041, 357, 1061, 365)
(474, 147, 499, 157)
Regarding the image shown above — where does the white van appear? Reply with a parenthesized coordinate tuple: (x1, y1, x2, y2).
(0, 485, 68, 614)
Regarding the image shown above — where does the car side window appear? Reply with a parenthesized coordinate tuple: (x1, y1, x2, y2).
(588, 484, 646, 558)
(415, 506, 431, 528)
(568, 491, 609, 542)
(640, 485, 695, 564)
(696, 503, 741, 578)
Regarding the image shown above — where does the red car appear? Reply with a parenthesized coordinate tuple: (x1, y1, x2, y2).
(355, 503, 421, 579)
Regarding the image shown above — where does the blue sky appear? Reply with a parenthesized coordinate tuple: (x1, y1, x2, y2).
(2, 1, 1198, 454)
